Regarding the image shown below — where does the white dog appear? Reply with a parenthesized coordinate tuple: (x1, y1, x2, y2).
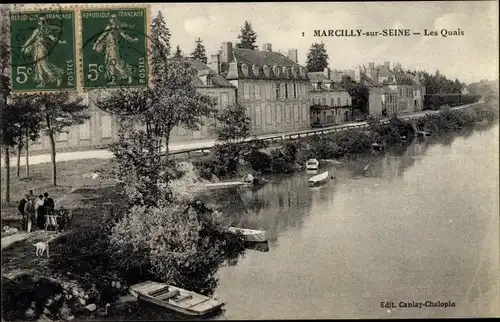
(33, 242, 49, 258)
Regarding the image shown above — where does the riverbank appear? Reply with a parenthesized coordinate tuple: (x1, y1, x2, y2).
(193, 103, 498, 181)
(1, 102, 497, 321)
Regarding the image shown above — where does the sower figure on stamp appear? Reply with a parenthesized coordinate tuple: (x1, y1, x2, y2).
(92, 13, 138, 85)
(21, 16, 67, 88)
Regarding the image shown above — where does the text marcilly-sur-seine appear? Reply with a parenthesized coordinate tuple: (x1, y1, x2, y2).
(313, 28, 464, 37)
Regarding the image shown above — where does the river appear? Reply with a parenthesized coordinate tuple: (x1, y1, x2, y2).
(116, 123, 499, 319)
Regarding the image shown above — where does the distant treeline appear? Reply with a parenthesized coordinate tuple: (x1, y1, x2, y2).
(423, 93, 481, 110)
(407, 70, 464, 95)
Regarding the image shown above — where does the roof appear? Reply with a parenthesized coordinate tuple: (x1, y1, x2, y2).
(185, 58, 235, 88)
(308, 72, 332, 83)
(360, 73, 383, 87)
(223, 48, 309, 81)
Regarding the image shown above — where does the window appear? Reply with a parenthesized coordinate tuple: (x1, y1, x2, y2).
(56, 131, 68, 142)
(244, 83, 250, 100)
(221, 93, 229, 108)
(285, 83, 289, 99)
(285, 106, 291, 122)
(266, 106, 272, 124)
(293, 83, 297, 98)
(255, 105, 261, 125)
(337, 97, 341, 106)
(312, 98, 316, 105)
(345, 98, 349, 106)
(79, 121, 91, 140)
(294, 105, 299, 122)
(281, 83, 286, 99)
(206, 76, 212, 86)
(322, 98, 326, 105)
(255, 84, 261, 100)
(275, 83, 280, 100)
(331, 98, 334, 106)
(276, 106, 282, 124)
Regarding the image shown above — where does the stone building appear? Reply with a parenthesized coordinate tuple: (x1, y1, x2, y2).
(354, 70, 384, 117)
(26, 59, 237, 154)
(308, 68, 352, 126)
(211, 42, 311, 135)
(360, 62, 425, 114)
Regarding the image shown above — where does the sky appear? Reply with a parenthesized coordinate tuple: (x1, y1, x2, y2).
(150, 1, 498, 84)
(14, 2, 499, 84)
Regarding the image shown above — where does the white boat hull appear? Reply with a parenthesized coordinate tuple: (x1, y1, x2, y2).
(308, 171, 329, 186)
(229, 227, 268, 242)
(305, 159, 319, 171)
(129, 281, 224, 316)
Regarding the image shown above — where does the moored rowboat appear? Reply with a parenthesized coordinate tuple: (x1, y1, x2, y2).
(228, 227, 268, 242)
(129, 281, 224, 316)
(308, 171, 329, 187)
(306, 159, 319, 170)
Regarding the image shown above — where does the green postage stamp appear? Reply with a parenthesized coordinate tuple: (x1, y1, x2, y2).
(80, 7, 149, 90)
(10, 10, 77, 93)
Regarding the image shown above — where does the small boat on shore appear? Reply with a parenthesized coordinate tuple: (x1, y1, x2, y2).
(306, 159, 319, 170)
(129, 281, 224, 316)
(205, 182, 245, 189)
(308, 171, 329, 187)
(242, 174, 269, 189)
(229, 227, 268, 242)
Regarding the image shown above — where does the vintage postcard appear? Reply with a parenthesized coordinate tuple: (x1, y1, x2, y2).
(1, 1, 499, 321)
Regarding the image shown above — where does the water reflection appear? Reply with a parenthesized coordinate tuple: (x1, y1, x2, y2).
(212, 123, 499, 319)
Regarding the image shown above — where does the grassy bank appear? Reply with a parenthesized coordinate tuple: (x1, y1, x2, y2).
(193, 104, 498, 181)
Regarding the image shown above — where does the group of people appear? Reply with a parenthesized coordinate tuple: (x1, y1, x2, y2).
(18, 190, 56, 232)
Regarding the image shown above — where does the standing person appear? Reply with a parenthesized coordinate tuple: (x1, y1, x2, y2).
(35, 195, 46, 229)
(24, 197, 36, 233)
(43, 192, 55, 230)
(18, 195, 29, 231)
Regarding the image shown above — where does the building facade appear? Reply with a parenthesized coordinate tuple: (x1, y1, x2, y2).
(308, 68, 352, 126)
(359, 62, 425, 115)
(26, 59, 237, 153)
(214, 42, 311, 135)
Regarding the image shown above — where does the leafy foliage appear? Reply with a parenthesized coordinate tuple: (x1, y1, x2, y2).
(173, 45, 183, 59)
(306, 42, 329, 72)
(236, 21, 258, 50)
(341, 76, 370, 114)
(212, 103, 251, 143)
(191, 38, 207, 64)
(109, 201, 246, 295)
(109, 123, 175, 207)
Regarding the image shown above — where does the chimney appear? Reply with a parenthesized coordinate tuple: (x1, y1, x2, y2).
(323, 67, 330, 79)
(220, 42, 233, 64)
(287, 49, 298, 63)
(384, 61, 390, 70)
(354, 67, 362, 82)
(209, 54, 221, 74)
(262, 43, 272, 52)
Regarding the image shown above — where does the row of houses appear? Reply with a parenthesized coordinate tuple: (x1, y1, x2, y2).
(27, 42, 426, 153)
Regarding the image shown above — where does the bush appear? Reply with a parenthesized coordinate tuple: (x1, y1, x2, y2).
(309, 136, 343, 159)
(333, 129, 373, 154)
(210, 142, 242, 179)
(269, 149, 295, 174)
(243, 150, 271, 173)
(109, 201, 246, 296)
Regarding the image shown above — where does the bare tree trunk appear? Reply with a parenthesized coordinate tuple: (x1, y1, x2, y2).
(25, 130, 29, 177)
(4, 147, 10, 203)
(16, 144, 21, 177)
(48, 133, 57, 186)
(164, 131, 170, 155)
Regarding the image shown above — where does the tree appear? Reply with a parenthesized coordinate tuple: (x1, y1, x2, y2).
(341, 75, 370, 115)
(211, 104, 251, 143)
(97, 12, 216, 155)
(191, 38, 207, 64)
(1, 5, 15, 202)
(236, 20, 257, 50)
(150, 11, 171, 78)
(31, 93, 89, 186)
(306, 42, 329, 72)
(9, 95, 42, 177)
(173, 45, 183, 59)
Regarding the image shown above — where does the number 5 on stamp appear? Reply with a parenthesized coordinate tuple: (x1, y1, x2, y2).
(9, 10, 77, 93)
(80, 7, 149, 90)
